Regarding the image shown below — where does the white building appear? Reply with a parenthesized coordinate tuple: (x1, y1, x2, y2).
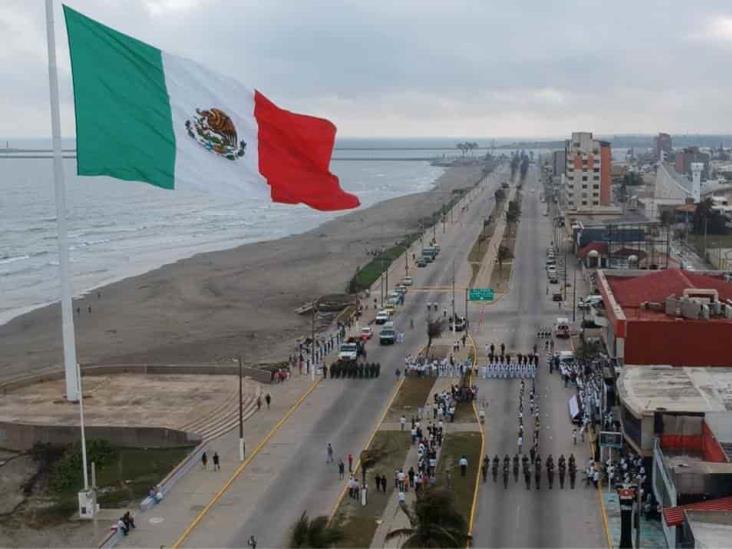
(561, 132, 612, 212)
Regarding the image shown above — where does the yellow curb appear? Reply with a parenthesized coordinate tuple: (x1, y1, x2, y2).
(587, 434, 613, 549)
(171, 377, 323, 548)
(327, 375, 406, 523)
(466, 332, 485, 545)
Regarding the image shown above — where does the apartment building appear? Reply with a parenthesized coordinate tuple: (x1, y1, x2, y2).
(561, 131, 612, 211)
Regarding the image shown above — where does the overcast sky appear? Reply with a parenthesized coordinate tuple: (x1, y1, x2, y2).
(2, 0, 732, 139)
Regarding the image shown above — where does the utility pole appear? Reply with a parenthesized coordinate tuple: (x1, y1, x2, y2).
(704, 216, 708, 261)
(451, 260, 456, 332)
(310, 299, 317, 381)
(635, 483, 642, 549)
(238, 356, 245, 461)
(572, 264, 577, 322)
(464, 287, 469, 339)
(563, 238, 568, 301)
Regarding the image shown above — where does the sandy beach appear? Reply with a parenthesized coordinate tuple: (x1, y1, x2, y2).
(0, 164, 488, 379)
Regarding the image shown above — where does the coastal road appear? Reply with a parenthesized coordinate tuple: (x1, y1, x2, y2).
(178, 164, 508, 547)
(470, 166, 607, 547)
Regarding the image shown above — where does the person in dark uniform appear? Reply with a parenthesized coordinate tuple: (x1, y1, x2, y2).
(558, 455, 566, 489)
(546, 455, 554, 489)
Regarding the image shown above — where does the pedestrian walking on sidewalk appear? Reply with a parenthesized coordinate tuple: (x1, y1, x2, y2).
(338, 459, 345, 479)
(265, 393, 271, 409)
(201, 451, 208, 470)
(256, 396, 262, 411)
(572, 427, 577, 445)
(400, 415, 406, 431)
(247, 535, 257, 549)
(326, 443, 334, 463)
(213, 452, 220, 471)
(348, 453, 353, 472)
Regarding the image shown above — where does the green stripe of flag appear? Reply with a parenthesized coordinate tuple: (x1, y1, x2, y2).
(63, 5, 176, 189)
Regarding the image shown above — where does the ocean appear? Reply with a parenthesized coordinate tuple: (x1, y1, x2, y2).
(1, 138, 460, 325)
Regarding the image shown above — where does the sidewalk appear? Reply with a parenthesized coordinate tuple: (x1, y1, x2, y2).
(602, 491, 666, 549)
(117, 371, 316, 548)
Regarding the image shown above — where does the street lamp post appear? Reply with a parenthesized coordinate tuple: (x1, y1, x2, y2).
(310, 299, 318, 381)
(451, 259, 456, 332)
(237, 356, 245, 461)
(563, 237, 568, 302)
(572, 262, 577, 322)
(464, 287, 469, 339)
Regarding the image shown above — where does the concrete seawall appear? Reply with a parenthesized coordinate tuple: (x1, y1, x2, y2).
(0, 421, 199, 451)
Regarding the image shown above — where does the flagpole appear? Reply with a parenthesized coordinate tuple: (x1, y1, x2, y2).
(45, 0, 79, 402)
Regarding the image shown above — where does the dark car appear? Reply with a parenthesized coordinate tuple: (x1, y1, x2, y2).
(449, 315, 467, 332)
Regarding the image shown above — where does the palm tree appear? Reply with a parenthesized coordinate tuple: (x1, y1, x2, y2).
(426, 319, 443, 356)
(386, 488, 469, 548)
(505, 209, 518, 236)
(497, 245, 511, 272)
(289, 512, 344, 548)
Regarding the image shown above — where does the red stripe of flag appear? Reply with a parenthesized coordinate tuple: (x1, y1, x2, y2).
(254, 91, 360, 212)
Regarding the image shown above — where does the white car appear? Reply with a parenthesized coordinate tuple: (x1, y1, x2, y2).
(375, 310, 391, 324)
(338, 342, 359, 361)
(579, 295, 603, 309)
(401, 276, 413, 286)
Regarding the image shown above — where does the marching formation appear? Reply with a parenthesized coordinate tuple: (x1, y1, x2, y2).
(403, 354, 473, 377)
(478, 342, 540, 379)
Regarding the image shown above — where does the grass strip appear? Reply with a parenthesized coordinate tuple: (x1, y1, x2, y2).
(386, 376, 436, 421)
(332, 430, 412, 548)
(434, 432, 483, 521)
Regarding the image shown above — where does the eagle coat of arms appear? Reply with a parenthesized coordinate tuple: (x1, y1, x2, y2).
(185, 108, 246, 160)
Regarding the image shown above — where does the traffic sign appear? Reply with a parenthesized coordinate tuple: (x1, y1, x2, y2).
(599, 431, 623, 449)
(468, 288, 494, 302)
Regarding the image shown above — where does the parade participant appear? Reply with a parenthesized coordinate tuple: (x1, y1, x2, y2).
(524, 465, 531, 490)
(512, 454, 520, 483)
(502, 458, 510, 489)
(558, 455, 566, 489)
(534, 456, 542, 490)
(481, 455, 489, 483)
(492, 455, 500, 482)
(547, 456, 555, 489)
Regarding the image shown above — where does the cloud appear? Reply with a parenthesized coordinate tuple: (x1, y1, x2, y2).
(1, 0, 732, 138)
(701, 16, 732, 43)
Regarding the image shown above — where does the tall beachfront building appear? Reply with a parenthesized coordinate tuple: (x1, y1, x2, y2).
(561, 132, 612, 211)
(655, 132, 673, 161)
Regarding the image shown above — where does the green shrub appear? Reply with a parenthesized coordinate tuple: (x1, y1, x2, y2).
(50, 440, 118, 493)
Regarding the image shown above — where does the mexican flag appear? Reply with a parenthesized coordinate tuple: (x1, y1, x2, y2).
(63, 6, 360, 211)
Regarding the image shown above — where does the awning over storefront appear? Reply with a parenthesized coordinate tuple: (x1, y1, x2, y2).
(662, 496, 732, 527)
(568, 395, 581, 423)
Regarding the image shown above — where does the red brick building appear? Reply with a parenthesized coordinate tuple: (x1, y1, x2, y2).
(597, 269, 732, 366)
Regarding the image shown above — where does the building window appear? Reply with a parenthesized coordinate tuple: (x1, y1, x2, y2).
(582, 176, 588, 181)
(593, 168, 599, 173)
(593, 175, 599, 180)
(582, 184, 587, 189)
(582, 200, 588, 206)
(593, 201, 599, 206)
(593, 184, 599, 189)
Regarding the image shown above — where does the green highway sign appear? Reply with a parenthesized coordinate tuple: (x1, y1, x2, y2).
(468, 288, 494, 302)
